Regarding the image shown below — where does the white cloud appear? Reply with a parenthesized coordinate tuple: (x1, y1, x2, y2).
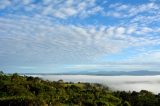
(107, 2, 159, 18)
(0, 15, 160, 65)
(127, 27, 136, 34)
(115, 27, 125, 36)
(129, 50, 160, 63)
(1, 0, 160, 73)
(50, 0, 102, 19)
(40, 75, 160, 94)
(66, 64, 105, 70)
(0, 0, 102, 19)
(0, 0, 11, 9)
(128, 2, 158, 16)
(105, 2, 160, 28)
(65, 63, 160, 71)
(22, 0, 32, 5)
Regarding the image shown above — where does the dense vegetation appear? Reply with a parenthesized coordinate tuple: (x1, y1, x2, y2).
(0, 71, 160, 106)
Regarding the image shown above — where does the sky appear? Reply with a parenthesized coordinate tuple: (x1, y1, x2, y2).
(0, 0, 160, 73)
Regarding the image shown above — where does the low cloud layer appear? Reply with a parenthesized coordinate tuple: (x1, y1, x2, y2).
(38, 75, 160, 94)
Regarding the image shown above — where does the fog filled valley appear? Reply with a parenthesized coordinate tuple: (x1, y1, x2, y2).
(1, 0, 160, 106)
(35, 75, 160, 94)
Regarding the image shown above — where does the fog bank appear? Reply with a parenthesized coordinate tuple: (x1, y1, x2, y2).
(33, 75, 160, 94)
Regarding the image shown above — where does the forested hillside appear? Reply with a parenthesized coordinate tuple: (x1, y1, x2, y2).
(0, 72, 160, 106)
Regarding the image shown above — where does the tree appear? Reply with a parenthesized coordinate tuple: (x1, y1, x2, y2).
(0, 71, 4, 74)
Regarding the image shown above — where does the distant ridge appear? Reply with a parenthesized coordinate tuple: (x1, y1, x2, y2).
(21, 70, 160, 76)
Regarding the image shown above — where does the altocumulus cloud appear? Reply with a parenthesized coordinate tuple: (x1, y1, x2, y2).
(0, 15, 160, 66)
(0, 0, 160, 72)
(0, 16, 128, 65)
(0, 0, 102, 19)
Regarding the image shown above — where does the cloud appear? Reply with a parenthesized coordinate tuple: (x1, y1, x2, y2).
(0, 0, 102, 19)
(1, 14, 160, 66)
(1, 0, 160, 73)
(129, 50, 160, 63)
(105, 2, 160, 27)
(38, 75, 160, 94)
(42, 0, 103, 19)
(65, 62, 160, 71)
(0, 0, 11, 9)
(0, 16, 124, 65)
(65, 64, 105, 70)
(106, 2, 159, 18)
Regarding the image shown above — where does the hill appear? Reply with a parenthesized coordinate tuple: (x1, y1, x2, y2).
(0, 72, 160, 106)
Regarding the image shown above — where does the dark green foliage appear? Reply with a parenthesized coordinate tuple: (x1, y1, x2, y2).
(0, 73, 159, 106)
(113, 90, 160, 106)
(0, 96, 44, 106)
(0, 73, 122, 106)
